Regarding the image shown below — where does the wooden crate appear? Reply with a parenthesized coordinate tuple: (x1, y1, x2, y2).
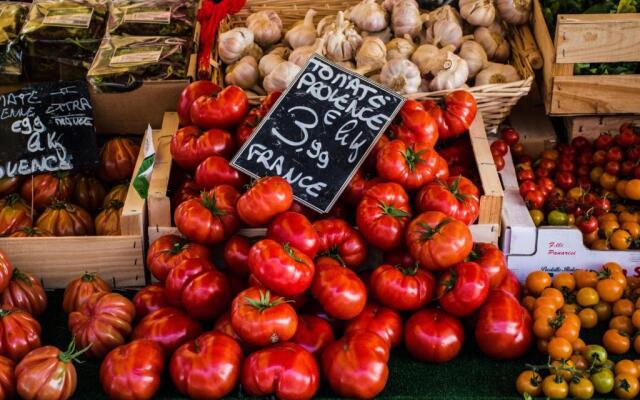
(532, 0, 640, 115)
(0, 132, 156, 289)
(565, 115, 640, 141)
(148, 112, 503, 245)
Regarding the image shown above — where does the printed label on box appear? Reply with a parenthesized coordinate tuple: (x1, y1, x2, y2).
(43, 7, 93, 28)
(110, 46, 162, 66)
(124, 6, 171, 24)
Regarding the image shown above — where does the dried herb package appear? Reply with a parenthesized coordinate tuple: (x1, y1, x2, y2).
(108, 0, 196, 38)
(87, 35, 190, 92)
(0, 2, 29, 82)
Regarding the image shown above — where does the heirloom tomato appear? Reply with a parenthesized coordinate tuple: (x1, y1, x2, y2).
(97, 138, 140, 183)
(1, 269, 47, 317)
(0, 194, 32, 236)
(0, 356, 14, 399)
(242, 343, 319, 400)
(223, 235, 252, 278)
(416, 176, 480, 225)
(63, 272, 111, 313)
(194, 155, 248, 189)
(190, 85, 249, 129)
(311, 256, 367, 320)
(95, 200, 123, 235)
(344, 303, 403, 348)
(466, 242, 507, 289)
(321, 330, 390, 399)
(231, 287, 298, 346)
(267, 212, 320, 258)
(248, 239, 315, 297)
(237, 176, 293, 227)
(9, 227, 50, 237)
(0, 176, 21, 197)
(406, 211, 473, 271)
(103, 184, 128, 206)
(172, 179, 200, 208)
(20, 172, 74, 211)
(0, 308, 41, 362)
(376, 140, 445, 191)
(68, 292, 135, 359)
(171, 126, 235, 171)
(71, 174, 106, 213)
(174, 185, 241, 245)
(313, 218, 367, 269)
(0, 251, 12, 300)
(404, 308, 464, 363)
(370, 263, 435, 311)
(146, 234, 211, 282)
(36, 201, 95, 236)
(422, 90, 477, 140)
(132, 284, 167, 320)
(170, 331, 243, 399)
(343, 169, 384, 206)
(177, 81, 220, 126)
(291, 314, 335, 357)
(132, 307, 202, 355)
(356, 182, 411, 251)
(397, 100, 438, 146)
(100, 339, 165, 400)
(437, 262, 489, 317)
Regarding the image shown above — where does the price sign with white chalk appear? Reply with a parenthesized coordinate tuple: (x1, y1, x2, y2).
(231, 54, 405, 213)
(0, 81, 98, 179)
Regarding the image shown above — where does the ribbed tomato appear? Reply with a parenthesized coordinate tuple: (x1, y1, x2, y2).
(103, 184, 128, 207)
(63, 272, 111, 313)
(370, 263, 435, 311)
(415, 176, 480, 225)
(311, 257, 367, 320)
(266, 212, 320, 258)
(0, 176, 21, 197)
(436, 262, 489, 317)
(422, 90, 477, 140)
(290, 314, 335, 357)
(0, 251, 12, 294)
(0, 194, 32, 236)
(0, 356, 15, 399)
(237, 176, 293, 227)
(466, 242, 508, 289)
(9, 227, 51, 237)
(146, 234, 211, 282)
(404, 308, 464, 363)
(36, 201, 95, 236)
(223, 235, 253, 278)
(132, 284, 168, 320)
(72, 174, 107, 213)
(0, 307, 41, 362)
(376, 140, 446, 191)
(132, 307, 202, 355)
(20, 172, 74, 211)
(1, 269, 47, 317)
(342, 169, 384, 206)
(95, 200, 123, 235)
(344, 303, 403, 348)
(397, 99, 439, 147)
(194, 156, 248, 190)
(171, 126, 235, 171)
(313, 218, 367, 269)
(97, 138, 140, 183)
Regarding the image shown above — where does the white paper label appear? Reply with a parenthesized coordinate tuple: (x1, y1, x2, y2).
(43, 7, 93, 28)
(109, 46, 162, 66)
(123, 7, 171, 24)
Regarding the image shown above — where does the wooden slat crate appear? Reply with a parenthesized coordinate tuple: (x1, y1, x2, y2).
(148, 112, 503, 245)
(532, 0, 640, 115)
(565, 115, 640, 141)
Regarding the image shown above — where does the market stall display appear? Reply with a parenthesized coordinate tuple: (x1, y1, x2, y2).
(0, 2, 29, 83)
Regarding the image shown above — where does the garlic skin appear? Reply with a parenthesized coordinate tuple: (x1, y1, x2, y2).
(263, 61, 301, 93)
(475, 62, 520, 85)
(285, 9, 317, 49)
(427, 5, 463, 26)
(243, 43, 264, 60)
(386, 34, 416, 60)
(225, 56, 259, 90)
(336, 61, 357, 70)
(357, 36, 387, 71)
(325, 12, 363, 62)
(425, 19, 463, 49)
(411, 44, 451, 75)
(474, 25, 510, 62)
(380, 58, 421, 94)
(258, 47, 290, 78)
(218, 28, 254, 64)
(459, 40, 488, 78)
(362, 27, 393, 43)
(316, 15, 336, 36)
(246, 10, 283, 48)
(382, 0, 418, 12)
(496, 0, 531, 25)
(391, 0, 422, 38)
(289, 36, 326, 67)
(459, 0, 496, 27)
(429, 51, 469, 91)
(348, 0, 388, 33)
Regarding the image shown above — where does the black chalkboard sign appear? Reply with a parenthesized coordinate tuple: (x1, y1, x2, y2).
(231, 55, 405, 213)
(0, 81, 98, 179)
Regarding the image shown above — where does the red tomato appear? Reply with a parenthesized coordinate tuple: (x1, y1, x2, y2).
(68, 292, 135, 359)
(466, 243, 507, 289)
(146, 234, 211, 282)
(15, 342, 85, 400)
(397, 100, 438, 146)
(62, 272, 111, 314)
(266, 212, 320, 258)
(345, 303, 403, 348)
(342, 169, 384, 206)
(190, 85, 249, 129)
(177, 81, 220, 126)
(571, 136, 590, 150)
(618, 123, 637, 146)
(194, 156, 248, 190)
(132, 284, 167, 321)
(594, 133, 614, 150)
(519, 181, 538, 197)
(313, 218, 367, 269)
(475, 289, 533, 359)
(174, 185, 240, 245)
(235, 108, 262, 146)
(170, 331, 243, 399)
(490, 140, 509, 157)
(501, 127, 520, 146)
(0, 194, 32, 236)
(0, 308, 41, 362)
(223, 235, 253, 278)
(377, 140, 446, 191)
(422, 90, 477, 140)
(0, 356, 14, 399)
(290, 314, 335, 357)
(100, 339, 165, 400)
(20, 172, 74, 211)
(176, 263, 231, 320)
(0, 176, 21, 197)
(213, 312, 251, 353)
(35, 201, 95, 236)
(132, 307, 202, 355)
(231, 287, 298, 346)
(404, 308, 464, 363)
(237, 176, 293, 227)
(248, 239, 315, 297)
(370, 263, 435, 311)
(242, 343, 319, 400)
(0, 251, 13, 295)
(356, 182, 411, 251)
(607, 146, 624, 162)
(437, 262, 489, 317)
(171, 126, 235, 171)
(524, 190, 546, 209)
(576, 215, 599, 234)
(321, 330, 390, 399)
(493, 155, 505, 171)
(406, 211, 473, 271)
(496, 270, 521, 299)
(416, 176, 480, 225)
(311, 257, 367, 320)
(97, 138, 140, 183)
(1, 269, 46, 317)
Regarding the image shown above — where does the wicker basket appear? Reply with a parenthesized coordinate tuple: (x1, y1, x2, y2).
(212, 0, 535, 133)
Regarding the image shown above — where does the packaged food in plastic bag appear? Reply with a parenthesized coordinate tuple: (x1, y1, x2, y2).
(0, 2, 29, 82)
(108, 0, 196, 38)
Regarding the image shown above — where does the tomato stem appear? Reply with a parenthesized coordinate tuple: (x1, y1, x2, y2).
(379, 202, 410, 218)
(318, 246, 346, 267)
(283, 243, 306, 264)
(12, 268, 32, 286)
(59, 339, 92, 363)
(416, 220, 450, 241)
(401, 147, 426, 172)
(81, 272, 96, 282)
(201, 193, 227, 217)
(243, 289, 285, 312)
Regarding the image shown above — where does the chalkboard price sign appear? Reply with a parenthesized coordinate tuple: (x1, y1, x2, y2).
(0, 81, 98, 179)
(231, 55, 405, 213)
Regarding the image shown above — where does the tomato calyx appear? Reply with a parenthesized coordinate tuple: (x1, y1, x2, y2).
(243, 289, 286, 312)
(402, 147, 427, 172)
(416, 220, 450, 241)
(619, 378, 632, 392)
(0, 308, 15, 317)
(378, 202, 410, 218)
(80, 272, 97, 282)
(12, 268, 33, 286)
(465, 245, 483, 262)
(3, 193, 23, 206)
(318, 246, 346, 267)
(58, 340, 92, 364)
(283, 243, 306, 264)
(395, 263, 419, 276)
(446, 176, 472, 202)
(104, 199, 124, 210)
(48, 200, 74, 211)
(440, 270, 458, 293)
(201, 193, 227, 217)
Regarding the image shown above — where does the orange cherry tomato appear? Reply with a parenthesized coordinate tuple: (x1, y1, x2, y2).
(572, 339, 586, 355)
(541, 288, 565, 309)
(516, 370, 542, 396)
(615, 360, 640, 378)
(614, 373, 640, 399)
(533, 317, 555, 340)
(603, 262, 624, 274)
(613, 299, 634, 317)
(583, 230, 600, 245)
(553, 272, 576, 292)
(603, 329, 631, 355)
(548, 336, 574, 360)
(610, 316, 634, 336)
(600, 220, 620, 238)
(622, 222, 640, 241)
(577, 287, 600, 307)
(594, 301, 613, 322)
(562, 303, 579, 314)
(610, 229, 632, 250)
(597, 279, 624, 303)
(619, 211, 638, 224)
(624, 179, 640, 201)
(526, 271, 552, 296)
(570, 354, 588, 370)
(579, 308, 598, 329)
(591, 239, 611, 250)
(574, 270, 598, 289)
(521, 296, 536, 313)
(632, 310, 640, 329)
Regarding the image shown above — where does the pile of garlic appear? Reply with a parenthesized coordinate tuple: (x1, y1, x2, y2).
(217, 0, 530, 95)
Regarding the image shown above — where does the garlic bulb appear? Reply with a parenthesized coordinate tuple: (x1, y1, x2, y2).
(289, 36, 326, 67)
(425, 19, 463, 49)
(380, 58, 421, 94)
(474, 25, 510, 62)
(362, 27, 393, 43)
(218, 28, 254, 64)
(263, 61, 301, 93)
(325, 12, 363, 62)
(382, 0, 418, 12)
(391, 0, 422, 38)
(348, 0, 388, 33)
(459, 0, 496, 27)
(411, 44, 449, 75)
(430, 52, 469, 91)
(246, 10, 283, 48)
(427, 5, 463, 26)
(285, 9, 317, 49)
(336, 61, 356, 70)
(259, 47, 289, 78)
(243, 43, 263, 60)
(496, 0, 531, 25)
(356, 36, 387, 71)
(317, 15, 335, 36)
(459, 40, 488, 78)
(225, 56, 259, 90)
(386, 34, 416, 60)
(370, 73, 381, 83)
(475, 62, 520, 85)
